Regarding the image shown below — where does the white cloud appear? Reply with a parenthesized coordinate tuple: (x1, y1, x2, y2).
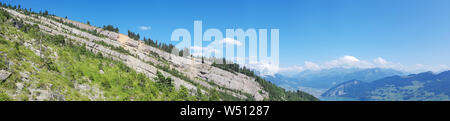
(276, 56, 450, 75)
(304, 61, 321, 71)
(224, 55, 449, 76)
(189, 46, 204, 51)
(373, 57, 388, 65)
(189, 38, 242, 57)
(139, 26, 151, 30)
(221, 38, 242, 46)
(244, 60, 280, 76)
(401, 64, 450, 74)
(221, 56, 280, 76)
(341, 56, 360, 62)
(277, 65, 305, 77)
(323, 56, 374, 69)
(279, 65, 304, 72)
(189, 46, 219, 56)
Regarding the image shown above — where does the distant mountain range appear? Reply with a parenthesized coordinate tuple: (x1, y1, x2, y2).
(264, 68, 405, 97)
(322, 71, 450, 101)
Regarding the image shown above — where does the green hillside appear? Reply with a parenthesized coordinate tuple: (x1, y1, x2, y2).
(0, 4, 318, 101)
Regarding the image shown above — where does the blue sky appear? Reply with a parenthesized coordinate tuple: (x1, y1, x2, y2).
(4, 0, 450, 73)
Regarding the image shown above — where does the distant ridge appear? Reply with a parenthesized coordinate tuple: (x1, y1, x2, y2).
(322, 70, 450, 101)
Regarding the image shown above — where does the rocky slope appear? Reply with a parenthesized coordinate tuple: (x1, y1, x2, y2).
(0, 6, 317, 101)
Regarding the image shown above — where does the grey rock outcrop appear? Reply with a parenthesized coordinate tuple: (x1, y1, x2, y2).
(0, 70, 11, 81)
(2, 7, 268, 100)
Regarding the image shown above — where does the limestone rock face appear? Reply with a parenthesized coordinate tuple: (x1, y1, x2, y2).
(0, 70, 11, 81)
(2, 7, 268, 100)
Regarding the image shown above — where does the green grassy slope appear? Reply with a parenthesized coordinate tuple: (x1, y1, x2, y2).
(0, 9, 212, 101)
(0, 6, 318, 101)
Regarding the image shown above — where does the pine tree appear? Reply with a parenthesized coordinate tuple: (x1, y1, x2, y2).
(201, 56, 204, 64)
(179, 50, 183, 56)
(222, 58, 226, 64)
(43, 10, 48, 16)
